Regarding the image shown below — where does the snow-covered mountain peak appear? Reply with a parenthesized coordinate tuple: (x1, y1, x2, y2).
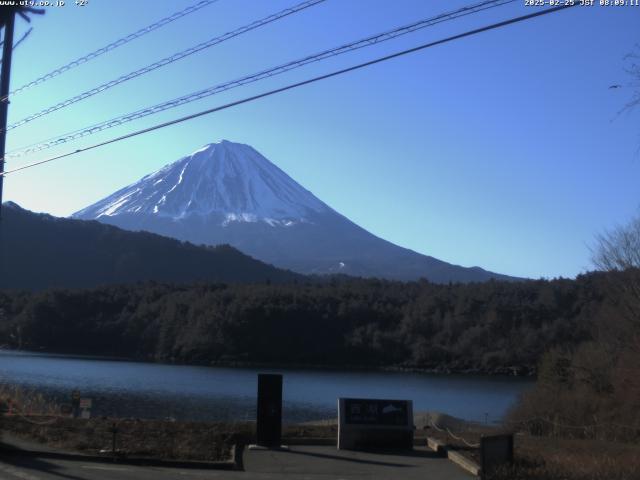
(72, 140, 516, 283)
(73, 140, 330, 224)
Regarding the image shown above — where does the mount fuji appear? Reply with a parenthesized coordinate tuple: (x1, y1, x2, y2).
(74, 140, 514, 283)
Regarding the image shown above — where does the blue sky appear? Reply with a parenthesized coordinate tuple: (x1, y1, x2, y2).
(2, 0, 639, 279)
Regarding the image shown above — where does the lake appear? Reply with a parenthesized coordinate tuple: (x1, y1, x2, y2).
(0, 350, 532, 423)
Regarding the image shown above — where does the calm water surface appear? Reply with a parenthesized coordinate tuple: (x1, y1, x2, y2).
(0, 350, 532, 423)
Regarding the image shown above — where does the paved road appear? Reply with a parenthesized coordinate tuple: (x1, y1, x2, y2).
(0, 446, 472, 480)
(0, 455, 232, 480)
(243, 445, 472, 479)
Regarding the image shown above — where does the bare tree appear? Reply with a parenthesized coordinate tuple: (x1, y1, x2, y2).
(591, 212, 640, 348)
(592, 213, 640, 272)
(620, 46, 640, 115)
(589, 215, 640, 433)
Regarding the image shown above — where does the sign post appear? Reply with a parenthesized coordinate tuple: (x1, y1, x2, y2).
(71, 390, 81, 419)
(255, 373, 283, 448)
(480, 433, 514, 478)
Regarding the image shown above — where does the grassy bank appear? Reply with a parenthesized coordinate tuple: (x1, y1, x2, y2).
(422, 411, 640, 479)
(490, 435, 640, 480)
(1, 415, 245, 462)
(426, 426, 640, 479)
(0, 385, 244, 461)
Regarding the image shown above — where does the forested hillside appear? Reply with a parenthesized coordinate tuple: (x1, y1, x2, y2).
(1, 271, 628, 375)
(0, 202, 302, 289)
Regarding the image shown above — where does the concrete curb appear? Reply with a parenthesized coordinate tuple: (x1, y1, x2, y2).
(425, 436, 482, 477)
(426, 437, 447, 456)
(447, 449, 481, 477)
(0, 444, 239, 470)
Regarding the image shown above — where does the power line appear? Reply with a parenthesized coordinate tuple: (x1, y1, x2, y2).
(3, 0, 326, 132)
(11, 27, 33, 50)
(5, 0, 515, 161)
(0, 3, 577, 178)
(0, 0, 221, 103)
(0, 27, 33, 49)
(0, 27, 33, 67)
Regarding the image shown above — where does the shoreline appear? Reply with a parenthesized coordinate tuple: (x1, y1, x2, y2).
(0, 347, 536, 378)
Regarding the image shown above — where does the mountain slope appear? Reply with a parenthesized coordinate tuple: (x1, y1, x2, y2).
(74, 140, 516, 283)
(0, 202, 302, 290)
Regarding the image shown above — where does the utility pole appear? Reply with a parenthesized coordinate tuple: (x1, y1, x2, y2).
(0, 9, 15, 220)
(0, 6, 43, 220)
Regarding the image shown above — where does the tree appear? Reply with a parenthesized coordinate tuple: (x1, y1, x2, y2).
(592, 212, 640, 325)
(620, 45, 640, 115)
(591, 214, 640, 435)
(592, 213, 640, 272)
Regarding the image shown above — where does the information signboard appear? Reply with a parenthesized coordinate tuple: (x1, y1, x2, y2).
(79, 397, 92, 419)
(343, 399, 409, 426)
(338, 398, 413, 450)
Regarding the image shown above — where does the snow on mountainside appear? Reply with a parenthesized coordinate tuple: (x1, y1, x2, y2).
(74, 140, 329, 226)
(74, 140, 518, 283)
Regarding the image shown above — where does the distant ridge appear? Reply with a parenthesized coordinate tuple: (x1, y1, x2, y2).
(0, 202, 302, 290)
(74, 140, 518, 283)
